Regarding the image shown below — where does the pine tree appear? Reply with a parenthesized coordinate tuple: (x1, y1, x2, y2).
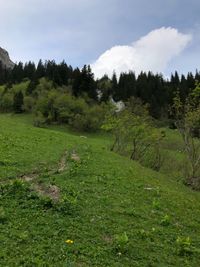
(112, 72, 119, 101)
(24, 61, 36, 80)
(35, 60, 45, 79)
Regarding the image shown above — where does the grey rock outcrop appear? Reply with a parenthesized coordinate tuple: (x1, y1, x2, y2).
(0, 47, 15, 69)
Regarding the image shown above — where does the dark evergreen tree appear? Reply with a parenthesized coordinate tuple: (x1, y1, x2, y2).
(136, 72, 148, 100)
(72, 65, 97, 100)
(186, 72, 195, 91)
(0, 62, 7, 84)
(35, 60, 45, 79)
(97, 75, 112, 102)
(112, 72, 119, 101)
(11, 62, 24, 83)
(24, 61, 36, 80)
(57, 61, 69, 85)
(72, 68, 82, 96)
(180, 74, 188, 101)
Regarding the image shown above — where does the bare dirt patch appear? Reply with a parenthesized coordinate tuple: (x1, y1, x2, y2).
(3, 149, 73, 201)
(31, 183, 60, 202)
(21, 173, 39, 182)
(58, 150, 68, 172)
(71, 151, 80, 162)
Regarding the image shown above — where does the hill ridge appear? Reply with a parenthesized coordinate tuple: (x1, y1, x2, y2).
(0, 46, 14, 69)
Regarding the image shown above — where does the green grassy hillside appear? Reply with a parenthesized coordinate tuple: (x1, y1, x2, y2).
(0, 114, 200, 266)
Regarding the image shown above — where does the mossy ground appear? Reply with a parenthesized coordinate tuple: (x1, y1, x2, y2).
(0, 114, 200, 266)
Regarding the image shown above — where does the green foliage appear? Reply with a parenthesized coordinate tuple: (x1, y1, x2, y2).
(35, 77, 53, 93)
(0, 92, 14, 112)
(172, 83, 200, 188)
(13, 90, 24, 113)
(33, 111, 46, 127)
(114, 232, 129, 253)
(12, 80, 30, 94)
(176, 236, 193, 256)
(69, 102, 109, 132)
(1, 58, 200, 122)
(97, 75, 113, 102)
(33, 80, 110, 132)
(103, 98, 164, 170)
(23, 96, 35, 112)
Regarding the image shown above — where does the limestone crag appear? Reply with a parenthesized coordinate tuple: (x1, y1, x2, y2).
(0, 47, 14, 69)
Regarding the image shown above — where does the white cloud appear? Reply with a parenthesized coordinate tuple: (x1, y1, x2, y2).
(91, 27, 192, 78)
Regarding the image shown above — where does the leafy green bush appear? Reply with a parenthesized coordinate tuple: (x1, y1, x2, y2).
(102, 99, 164, 168)
(34, 86, 110, 132)
(0, 92, 14, 112)
(33, 111, 46, 127)
(69, 103, 107, 132)
(114, 232, 129, 254)
(23, 96, 35, 112)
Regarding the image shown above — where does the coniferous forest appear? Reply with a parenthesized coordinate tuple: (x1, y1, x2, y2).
(0, 60, 199, 121)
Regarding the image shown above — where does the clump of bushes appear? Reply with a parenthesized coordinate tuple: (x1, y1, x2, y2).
(102, 97, 164, 171)
(33, 83, 111, 132)
(114, 232, 129, 254)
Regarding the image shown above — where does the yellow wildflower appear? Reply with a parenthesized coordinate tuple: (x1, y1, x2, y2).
(65, 239, 74, 244)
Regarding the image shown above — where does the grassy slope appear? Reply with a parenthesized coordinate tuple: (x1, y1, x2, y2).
(0, 114, 200, 267)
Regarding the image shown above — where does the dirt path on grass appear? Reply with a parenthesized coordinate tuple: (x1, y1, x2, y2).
(20, 149, 70, 201)
(58, 150, 68, 172)
(1, 149, 80, 202)
(31, 183, 60, 202)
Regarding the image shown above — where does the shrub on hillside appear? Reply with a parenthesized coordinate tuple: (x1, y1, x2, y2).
(172, 83, 200, 189)
(23, 96, 35, 112)
(0, 93, 14, 112)
(13, 91, 24, 113)
(102, 98, 164, 169)
(33, 111, 46, 127)
(34, 89, 110, 132)
(69, 103, 108, 132)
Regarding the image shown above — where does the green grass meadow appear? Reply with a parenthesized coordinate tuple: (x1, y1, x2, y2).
(0, 114, 200, 266)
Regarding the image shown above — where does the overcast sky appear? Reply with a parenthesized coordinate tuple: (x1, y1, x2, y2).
(0, 0, 200, 77)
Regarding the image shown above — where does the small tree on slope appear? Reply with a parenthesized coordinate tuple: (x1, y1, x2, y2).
(172, 83, 200, 189)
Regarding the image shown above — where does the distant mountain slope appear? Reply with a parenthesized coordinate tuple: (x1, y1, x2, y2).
(0, 47, 14, 68)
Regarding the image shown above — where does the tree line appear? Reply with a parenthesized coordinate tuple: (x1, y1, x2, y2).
(0, 60, 200, 120)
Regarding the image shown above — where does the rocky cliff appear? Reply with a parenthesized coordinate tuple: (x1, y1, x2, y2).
(0, 47, 14, 69)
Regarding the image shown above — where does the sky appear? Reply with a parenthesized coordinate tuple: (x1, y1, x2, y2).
(0, 0, 200, 78)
